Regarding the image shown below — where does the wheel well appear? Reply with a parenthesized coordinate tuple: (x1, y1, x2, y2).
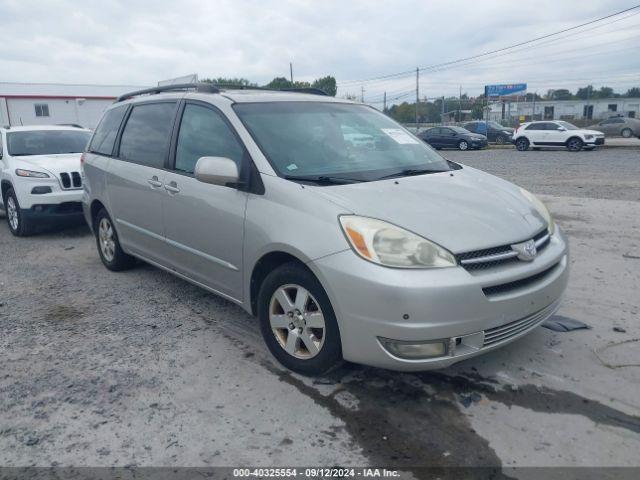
(90, 200, 106, 227)
(566, 136, 583, 144)
(1, 180, 12, 203)
(249, 251, 308, 315)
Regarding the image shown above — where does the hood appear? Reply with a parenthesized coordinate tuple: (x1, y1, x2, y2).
(468, 133, 487, 140)
(501, 127, 515, 133)
(581, 129, 604, 136)
(313, 166, 546, 254)
(14, 153, 82, 176)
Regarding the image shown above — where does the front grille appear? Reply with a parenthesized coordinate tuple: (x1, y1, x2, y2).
(457, 229, 549, 271)
(482, 262, 559, 297)
(59, 172, 82, 189)
(483, 301, 559, 347)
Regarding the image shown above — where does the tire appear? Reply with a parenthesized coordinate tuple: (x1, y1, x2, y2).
(621, 128, 632, 138)
(257, 262, 343, 375)
(566, 137, 583, 152)
(94, 208, 136, 271)
(4, 188, 34, 236)
(458, 140, 469, 151)
(515, 138, 529, 151)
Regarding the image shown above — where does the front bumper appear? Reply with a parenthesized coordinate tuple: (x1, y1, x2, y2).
(310, 228, 569, 371)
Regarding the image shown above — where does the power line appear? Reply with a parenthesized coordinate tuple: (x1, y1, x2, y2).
(337, 4, 640, 86)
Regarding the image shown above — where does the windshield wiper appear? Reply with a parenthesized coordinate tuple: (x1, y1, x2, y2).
(375, 168, 449, 181)
(283, 175, 365, 185)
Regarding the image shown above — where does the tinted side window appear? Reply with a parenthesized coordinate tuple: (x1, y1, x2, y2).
(119, 102, 177, 167)
(89, 105, 128, 155)
(526, 123, 544, 131)
(174, 104, 244, 174)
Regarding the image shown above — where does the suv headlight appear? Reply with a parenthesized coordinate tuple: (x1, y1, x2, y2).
(339, 215, 456, 268)
(584, 134, 594, 140)
(520, 188, 555, 235)
(15, 169, 50, 178)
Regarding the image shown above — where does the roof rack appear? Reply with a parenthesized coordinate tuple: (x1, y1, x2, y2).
(115, 82, 329, 103)
(116, 83, 220, 102)
(279, 87, 328, 96)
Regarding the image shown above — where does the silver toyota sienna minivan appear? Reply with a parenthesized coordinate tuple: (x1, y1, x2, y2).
(82, 83, 568, 375)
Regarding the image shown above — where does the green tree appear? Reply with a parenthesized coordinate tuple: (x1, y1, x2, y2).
(575, 85, 594, 100)
(626, 87, 640, 97)
(311, 76, 337, 96)
(596, 86, 614, 99)
(265, 77, 293, 89)
(201, 77, 257, 87)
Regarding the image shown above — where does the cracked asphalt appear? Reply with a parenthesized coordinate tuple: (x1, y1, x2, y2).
(1, 147, 639, 476)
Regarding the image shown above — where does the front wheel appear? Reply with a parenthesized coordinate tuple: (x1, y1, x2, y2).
(621, 128, 632, 138)
(515, 138, 529, 151)
(4, 188, 33, 236)
(94, 209, 136, 271)
(566, 137, 583, 152)
(458, 140, 469, 151)
(258, 263, 343, 375)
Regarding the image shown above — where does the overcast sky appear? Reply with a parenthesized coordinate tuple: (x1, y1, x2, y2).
(1, 0, 639, 105)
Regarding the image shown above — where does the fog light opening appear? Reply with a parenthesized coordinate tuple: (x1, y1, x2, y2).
(378, 337, 448, 360)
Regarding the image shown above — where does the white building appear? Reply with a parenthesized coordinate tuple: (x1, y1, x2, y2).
(0, 82, 147, 129)
(488, 97, 640, 123)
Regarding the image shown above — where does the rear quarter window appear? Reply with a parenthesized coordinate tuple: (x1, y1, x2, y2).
(89, 105, 128, 156)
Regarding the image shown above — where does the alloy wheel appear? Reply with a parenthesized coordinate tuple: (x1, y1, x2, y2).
(458, 140, 468, 151)
(269, 284, 326, 359)
(567, 138, 582, 152)
(516, 139, 529, 151)
(621, 128, 632, 138)
(7, 196, 19, 231)
(98, 217, 116, 262)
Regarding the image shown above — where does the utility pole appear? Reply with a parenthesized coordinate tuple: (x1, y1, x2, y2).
(383, 91, 387, 112)
(442, 95, 445, 124)
(289, 63, 293, 84)
(458, 85, 462, 122)
(532, 91, 537, 120)
(415, 67, 419, 128)
(360, 86, 365, 103)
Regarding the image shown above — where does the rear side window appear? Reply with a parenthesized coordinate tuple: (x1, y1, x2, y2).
(526, 123, 544, 131)
(174, 104, 244, 174)
(89, 105, 128, 156)
(119, 102, 177, 168)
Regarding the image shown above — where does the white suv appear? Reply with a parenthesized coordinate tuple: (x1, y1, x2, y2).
(512, 120, 605, 152)
(0, 125, 92, 235)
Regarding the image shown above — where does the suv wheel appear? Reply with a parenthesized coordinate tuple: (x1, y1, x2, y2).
(457, 140, 469, 151)
(94, 209, 136, 271)
(258, 262, 343, 375)
(566, 137, 583, 152)
(515, 138, 529, 151)
(4, 188, 34, 236)
(621, 128, 632, 138)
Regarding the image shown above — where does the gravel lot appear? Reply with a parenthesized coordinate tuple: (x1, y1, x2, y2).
(1, 147, 639, 476)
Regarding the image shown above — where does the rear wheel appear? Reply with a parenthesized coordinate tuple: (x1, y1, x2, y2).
(566, 137, 583, 152)
(258, 262, 343, 375)
(4, 188, 34, 236)
(457, 140, 469, 151)
(515, 138, 529, 151)
(94, 209, 136, 271)
(621, 128, 632, 138)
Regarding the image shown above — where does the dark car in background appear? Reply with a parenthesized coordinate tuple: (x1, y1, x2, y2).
(464, 121, 514, 144)
(587, 115, 640, 138)
(418, 126, 487, 150)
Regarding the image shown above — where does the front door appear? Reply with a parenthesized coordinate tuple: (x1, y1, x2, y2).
(107, 101, 178, 263)
(161, 101, 248, 302)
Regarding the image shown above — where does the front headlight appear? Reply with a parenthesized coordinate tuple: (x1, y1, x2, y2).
(15, 169, 50, 178)
(520, 188, 555, 235)
(584, 134, 594, 140)
(339, 215, 456, 268)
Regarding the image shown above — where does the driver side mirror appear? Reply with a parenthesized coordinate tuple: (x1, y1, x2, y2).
(194, 156, 240, 187)
(557, 127, 566, 131)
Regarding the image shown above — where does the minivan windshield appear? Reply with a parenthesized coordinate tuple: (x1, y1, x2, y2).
(7, 130, 91, 156)
(234, 102, 451, 182)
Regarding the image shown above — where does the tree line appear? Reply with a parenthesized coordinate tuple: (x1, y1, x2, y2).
(201, 76, 337, 96)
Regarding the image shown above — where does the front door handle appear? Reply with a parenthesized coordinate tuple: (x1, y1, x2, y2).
(164, 182, 180, 194)
(147, 176, 163, 188)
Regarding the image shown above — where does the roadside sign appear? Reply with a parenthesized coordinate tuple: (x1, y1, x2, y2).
(485, 84, 527, 97)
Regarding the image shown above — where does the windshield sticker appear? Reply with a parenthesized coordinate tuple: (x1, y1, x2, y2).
(286, 163, 298, 171)
(381, 128, 420, 145)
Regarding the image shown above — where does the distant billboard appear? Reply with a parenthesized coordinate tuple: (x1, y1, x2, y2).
(485, 83, 527, 97)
